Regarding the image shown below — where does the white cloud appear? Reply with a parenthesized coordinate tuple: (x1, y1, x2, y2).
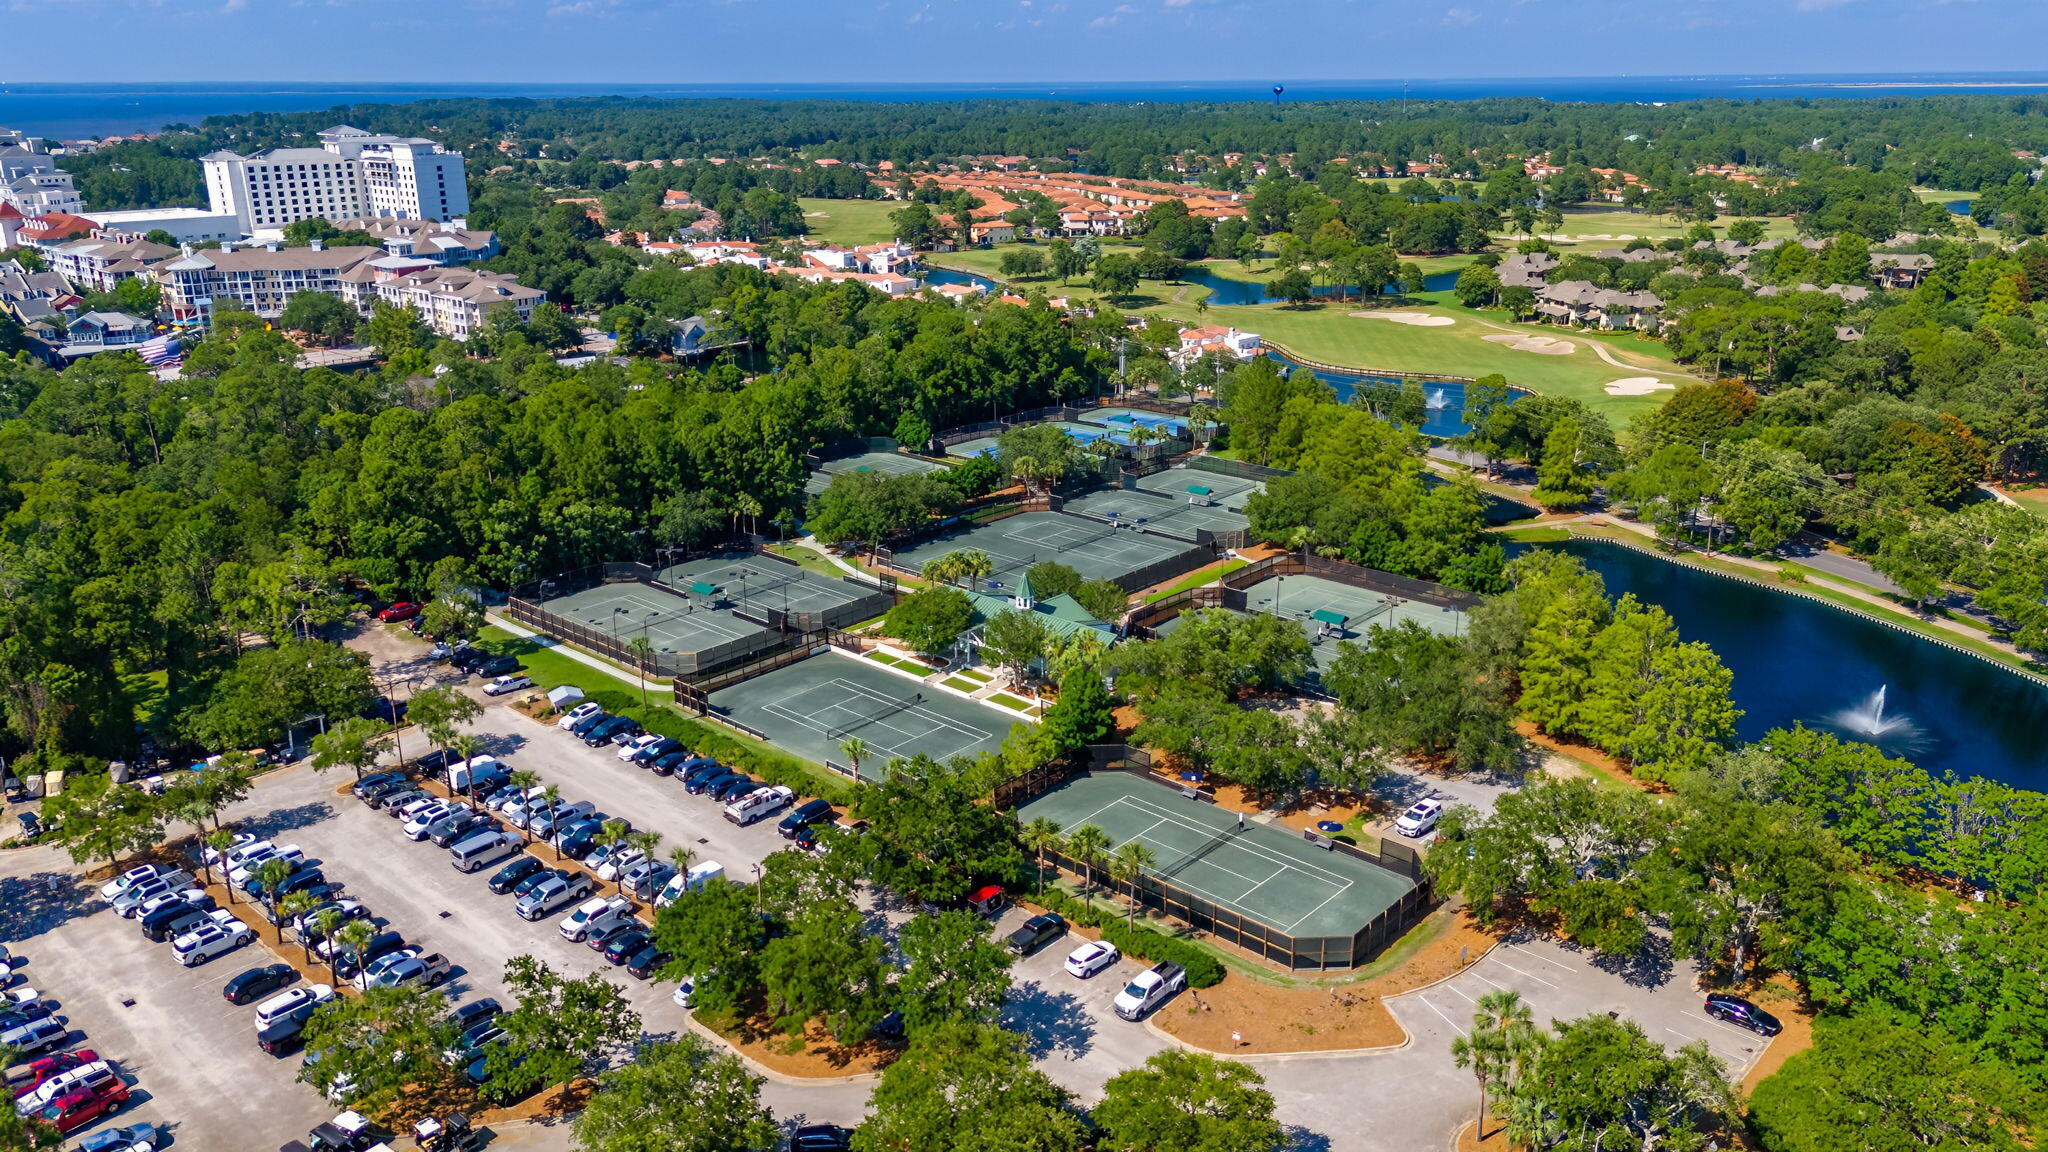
(1442, 6, 1476, 23)
(1794, 0, 1853, 10)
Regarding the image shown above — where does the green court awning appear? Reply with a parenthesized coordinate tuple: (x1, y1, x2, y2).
(1186, 484, 1213, 496)
(1311, 608, 1349, 626)
(689, 581, 720, 597)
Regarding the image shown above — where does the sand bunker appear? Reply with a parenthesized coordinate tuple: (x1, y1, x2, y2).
(1603, 377, 1675, 396)
(1351, 310, 1455, 327)
(1483, 333, 1576, 355)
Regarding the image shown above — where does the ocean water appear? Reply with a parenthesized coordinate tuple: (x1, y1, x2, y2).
(10, 75, 2048, 139)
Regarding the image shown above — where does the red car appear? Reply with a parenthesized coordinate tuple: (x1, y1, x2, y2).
(4, 1049, 97, 1098)
(34, 1079, 128, 1134)
(376, 602, 421, 622)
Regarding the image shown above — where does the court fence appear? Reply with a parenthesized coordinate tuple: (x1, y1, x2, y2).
(1126, 551, 1481, 635)
(995, 756, 1435, 972)
(1185, 454, 1294, 483)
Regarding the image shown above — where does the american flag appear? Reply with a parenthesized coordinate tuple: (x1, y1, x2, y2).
(137, 334, 182, 367)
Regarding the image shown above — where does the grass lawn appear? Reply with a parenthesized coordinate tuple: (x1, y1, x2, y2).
(1518, 207, 1802, 247)
(1999, 486, 2048, 521)
(122, 670, 170, 728)
(764, 543, 850, 579)
(1914, 187, 1979, 204)
(941, 676, 980, 692)
(798, 197, 902, 247)
(1143, 558, 1249, 603)
(989, 693, 1034, 712)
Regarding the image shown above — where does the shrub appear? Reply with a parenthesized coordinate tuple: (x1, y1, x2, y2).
(1029, 887, 1226, 988)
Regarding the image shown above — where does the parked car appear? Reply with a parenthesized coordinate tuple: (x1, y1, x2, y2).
(713, 777, 762, 804)
(623, 861, 674, 902)
(139, 901, 217, 944)
(556, 701, 602, 729)
(98, 863, 171, 902)
(483, 674, 534, 697)
(375, 602, 421, 622)
(616, 734, 666, 763)
(559, 895, 633, 943)
(364, 952, 451, 992)
(791, 1124, 853, 1152)
(443, 1020, 507, 1067)
(293, 900, 370, 940)
(602, 930, 653, 966)
(16, 1060, 118, 1114)
(108, 871, 194, 917)
(470, 654, 522, 679)
(1113, 961, 1186, 1021)
(1007, 913, 1067, 957)
(592, 847, 644, 883)
(553, 819, 606, 859)
(494, 785, 547, 816)
(426, 811, 491, 848)
(403, 805, 457, 841)
(352, 949, 422, 991)
(528, 801, 595, 841)
(2, 1048, 97, 1094)
(0, 1019, 69, 1059)
(446, 997, 502, 1034)
(510, 870, 567, 902)
(14, 812, 41, 841)
(624, 945, 671, 980)
(516, 874, 595, 921)
(648, 750, 692, 776)
(566, 710, 611, 737)
(369, 787, 427, 813)
(30, 1078, 129, 1135)
(355, 777, 411, 807)
(1703, 993, 1783, 1036)
(724, 784, 793, 825)
(172, 911, 256, 966)
(581, 717, 638, 748)
(1394, 798, 1445, 838)
(328, 932, 407, 980)
(777, 798, 834, 839)
(1063, 939, 1121, 979)
(223, 964, 297, 1005)
(231, 844, 309, 887)
(77, 1122, 158, 1152)
(449, 645, 493, 672)
(487, 856, 546, 895)
(680, 760, 727, 787)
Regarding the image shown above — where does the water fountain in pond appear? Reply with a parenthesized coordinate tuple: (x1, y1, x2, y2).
(1830, 685, 1925, 750)
(1425, 387, 1450, 410)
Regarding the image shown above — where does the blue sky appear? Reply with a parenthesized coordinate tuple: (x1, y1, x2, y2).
(6, 0, 2045, 83)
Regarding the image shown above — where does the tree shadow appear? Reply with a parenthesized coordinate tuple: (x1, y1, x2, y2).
(1586, 932, 1674, 990)
(239, 801, 337, 841)
(466, 731, 529, 759)
(998, 979, 1095, 1060)
(1282, 1125, 1334, 1152)
(0, 870, 96, 942)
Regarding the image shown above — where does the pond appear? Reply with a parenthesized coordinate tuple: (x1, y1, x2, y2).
(1263, 349, 1490, 438)
(1510, 539, 2048, 789)
(919, 267, 1002, 293)
(1178, 265, 1462, 306)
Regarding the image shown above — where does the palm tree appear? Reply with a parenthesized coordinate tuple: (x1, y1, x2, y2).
(506, 769, 540, 844)
(277, 891, 319, 963)
(251, 857, 294, 935)
(331, 919, 375, 981)
(310, 908, 344, 969)
(200, 828, 236, 898)
(668, 846, 696, 889)
(1451, 989, 1541, 1139)
(1021, 817, 1063, 892)
(627, 636, 655, 707)
(449, 733, 486, 808)
(627, 830, 663, 898)
(840, 737, 869, 778)
(595, 818, 631, 877)
(959, 550, 993, 591)
(535, 784, 563, 856)
(1063, 824, 1113, 895)
(1108, 840, 1156, 924)
(1497, 1090, 1558, 1152)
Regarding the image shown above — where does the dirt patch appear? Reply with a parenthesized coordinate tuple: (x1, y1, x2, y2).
(1454, 1116, 1511, 1152)
(1271, 788, 1390, 838)
(476, 1078, 593, 1126)
(1514, 722, 1670, 794)
(697, 1005, 897, 1078)
(1350, 310, 1455, 327)
(1153, 906, 1499, 1055)
(1602, 376, 1674, 396)
(1482, 333, 1575, 355)
(1735, 977, 1816, 1097)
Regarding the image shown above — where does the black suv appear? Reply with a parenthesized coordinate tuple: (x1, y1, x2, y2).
(777, 798, 834, 838)
(488, 856, 546, 895)
(471, 654, 523, 678)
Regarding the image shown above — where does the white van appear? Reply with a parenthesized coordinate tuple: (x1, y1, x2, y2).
(654, 861, 725, 908)
(723, 785, 794, 826)
(559, 895, 633, 943)
(446, 755, 501, 793)
(255, 984, 335, 1028)
(450, 830, 522, 873)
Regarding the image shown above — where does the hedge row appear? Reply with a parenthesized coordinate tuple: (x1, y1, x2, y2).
(1031, 886, 1227, 988)
(570, 687, 856, 808)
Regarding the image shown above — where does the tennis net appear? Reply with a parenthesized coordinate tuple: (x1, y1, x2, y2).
(1158, 822, 1241, 879)
(826, 692, 926, 740)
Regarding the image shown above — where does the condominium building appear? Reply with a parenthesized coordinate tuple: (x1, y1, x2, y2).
(201, 124, 469, 234)
(369, 266, 543, 340)
(329, 216, 496, 264)
(0, 136, 86, 217)
(47, 234, 180, 293)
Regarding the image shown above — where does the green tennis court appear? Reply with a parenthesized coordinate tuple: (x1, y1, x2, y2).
(1134, 467, 1264, 510)
(538, 581, 767, 659)
(708, 652, 1018, 776)
(1059, 485, 1250, 540)
(1015, 772, 1417, 938)
(805, 449, 949, 495)
(654, 555, 870, 618)
(1240, 572, 1468, 643)
(891, 511, 1211, 588)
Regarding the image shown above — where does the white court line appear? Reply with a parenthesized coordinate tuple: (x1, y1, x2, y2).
(1276, 879, 1361, 933)
(1505, 943, 1579, 973)
(1113, 794, 1356, 887)
(1068, 796, 1292, 895)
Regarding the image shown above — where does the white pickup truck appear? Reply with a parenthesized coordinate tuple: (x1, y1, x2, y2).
(1112, 961, 1186, 1021)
